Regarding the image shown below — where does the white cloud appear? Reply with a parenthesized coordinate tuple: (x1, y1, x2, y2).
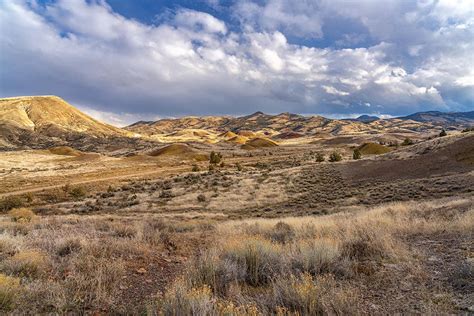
(0, 0, 472, 120)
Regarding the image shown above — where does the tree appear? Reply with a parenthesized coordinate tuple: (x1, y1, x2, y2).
(209, 151, 222, 164)
(329, 151, 342, 162)
(353, 149, 362, 160)
(439, 129, 447, 137)
(315, 152, 325, 162)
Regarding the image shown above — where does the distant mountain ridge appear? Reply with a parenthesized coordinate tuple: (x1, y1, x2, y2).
(126, 110, 474, 136)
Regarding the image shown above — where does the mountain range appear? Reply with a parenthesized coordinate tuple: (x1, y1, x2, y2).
(0, 95, 472, 150)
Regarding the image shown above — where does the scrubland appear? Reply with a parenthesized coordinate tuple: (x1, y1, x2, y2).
(0, 197, 472, 314)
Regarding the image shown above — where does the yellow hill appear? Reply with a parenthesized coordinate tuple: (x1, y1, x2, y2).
(148, 143, 208, 161)
(219, 131, 238, 139)
(358, 142, 391, 155)
(48, 146, 82, 156)
(243, 137, 279, 149)
(227, 135, 248, 144)
(0, 96, 127, 136)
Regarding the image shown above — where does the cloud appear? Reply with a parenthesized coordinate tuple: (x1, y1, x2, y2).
(0, 0, 472, 122)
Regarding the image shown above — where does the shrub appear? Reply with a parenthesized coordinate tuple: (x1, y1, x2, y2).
(292, 240, 349, 276)
(209, 151, 222, 164)
(235, 163, 243, 171)
(267, 222, 295, 244)
(272, 273, 357, 315)
(69, 187, 87, 200)
(8, 208, 35, 223)
(221, 237, 284, 286)
(3, 250, 48, 278)
(0, 196, 24, 213)
(161, 281, 215, 316)
(315, 152, 325, 162)
(401, 137, 414, 146)
(208, 164, 215, 172)
(0, 274, 21, 311)
(192, 164, 200, 172)
(329, 152, 342, 162)
(352, 149, 362, 160)
(439, 129, 447, 137)
(112, 223, 136, 238)
(197, 194, 206, 203)
(219, 161, 225, 168)
(56, 238, 82, 257)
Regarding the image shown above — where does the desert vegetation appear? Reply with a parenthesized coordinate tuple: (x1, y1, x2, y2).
(157, 197, 473, 314)
(2, 196, 469, 314)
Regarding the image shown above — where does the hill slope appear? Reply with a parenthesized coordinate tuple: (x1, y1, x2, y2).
(0, 96, 134, 150)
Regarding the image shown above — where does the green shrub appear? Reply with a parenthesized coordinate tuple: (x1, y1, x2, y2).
(352, 149, 362, 160)
(401, 137, 414, 146)
(209, 151, 222, 164)
(236, 163, 243, 171)
(315, 152, 325, 162)
(69, 187, 87, 200)
(329, 152, 342, 162)
(0, 196, 24, 213)
(192, 164, 200, 172)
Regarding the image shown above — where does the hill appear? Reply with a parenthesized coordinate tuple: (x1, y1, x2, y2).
(400, 111, 474, 125)
(126, 110, 473, 137)
(0, 96, 136, 150)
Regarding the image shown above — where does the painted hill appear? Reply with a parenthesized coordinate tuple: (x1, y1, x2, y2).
(0, 96, 134, 149)
(127, 110, 474, 137)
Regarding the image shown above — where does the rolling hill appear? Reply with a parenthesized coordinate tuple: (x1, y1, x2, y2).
(126, 110, 474, 137)
(0, 96, 136, 150)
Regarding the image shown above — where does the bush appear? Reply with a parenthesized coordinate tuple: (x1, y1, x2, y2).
(209, 151, 222, 164)
(56, 238, 82, 257)
(267, 222, 295, 244)
(352, 149, 362, 160)
(272, 273, 357, 315)
(439, 129, 447, 137)
(236, 163, 243, 171)
(401, 137, 414, 146)
(221, 237, 284, 286)
(0, 196, 24, 213)
(329, 152, 342, 162)
(192, 164, 200, 172)
(292, 240, 349, 276)
(8, 208, 35, 223)
(197, 194, 206, 203)
(315, 152, 325, 162)
(161, 282, 215, 316)
(0, 274, 21, 311)
(69, 187, 87, 200)
(3, 250, 48, 278)
(208, 164, 215, 172)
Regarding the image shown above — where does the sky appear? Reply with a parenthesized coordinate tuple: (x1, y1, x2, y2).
(0, 0, 473, 126)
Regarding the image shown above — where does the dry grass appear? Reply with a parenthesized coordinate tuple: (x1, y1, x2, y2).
(0, 196, 471, 313)
(8, 208, 35, 223)
(159, 197, 473, 314)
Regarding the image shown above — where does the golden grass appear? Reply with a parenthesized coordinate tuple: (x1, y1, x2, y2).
(8, 208, 35, 223)
(160, 197, 473, 314)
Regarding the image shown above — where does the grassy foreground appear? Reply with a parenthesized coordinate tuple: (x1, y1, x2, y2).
(0, 197, 472, 314)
